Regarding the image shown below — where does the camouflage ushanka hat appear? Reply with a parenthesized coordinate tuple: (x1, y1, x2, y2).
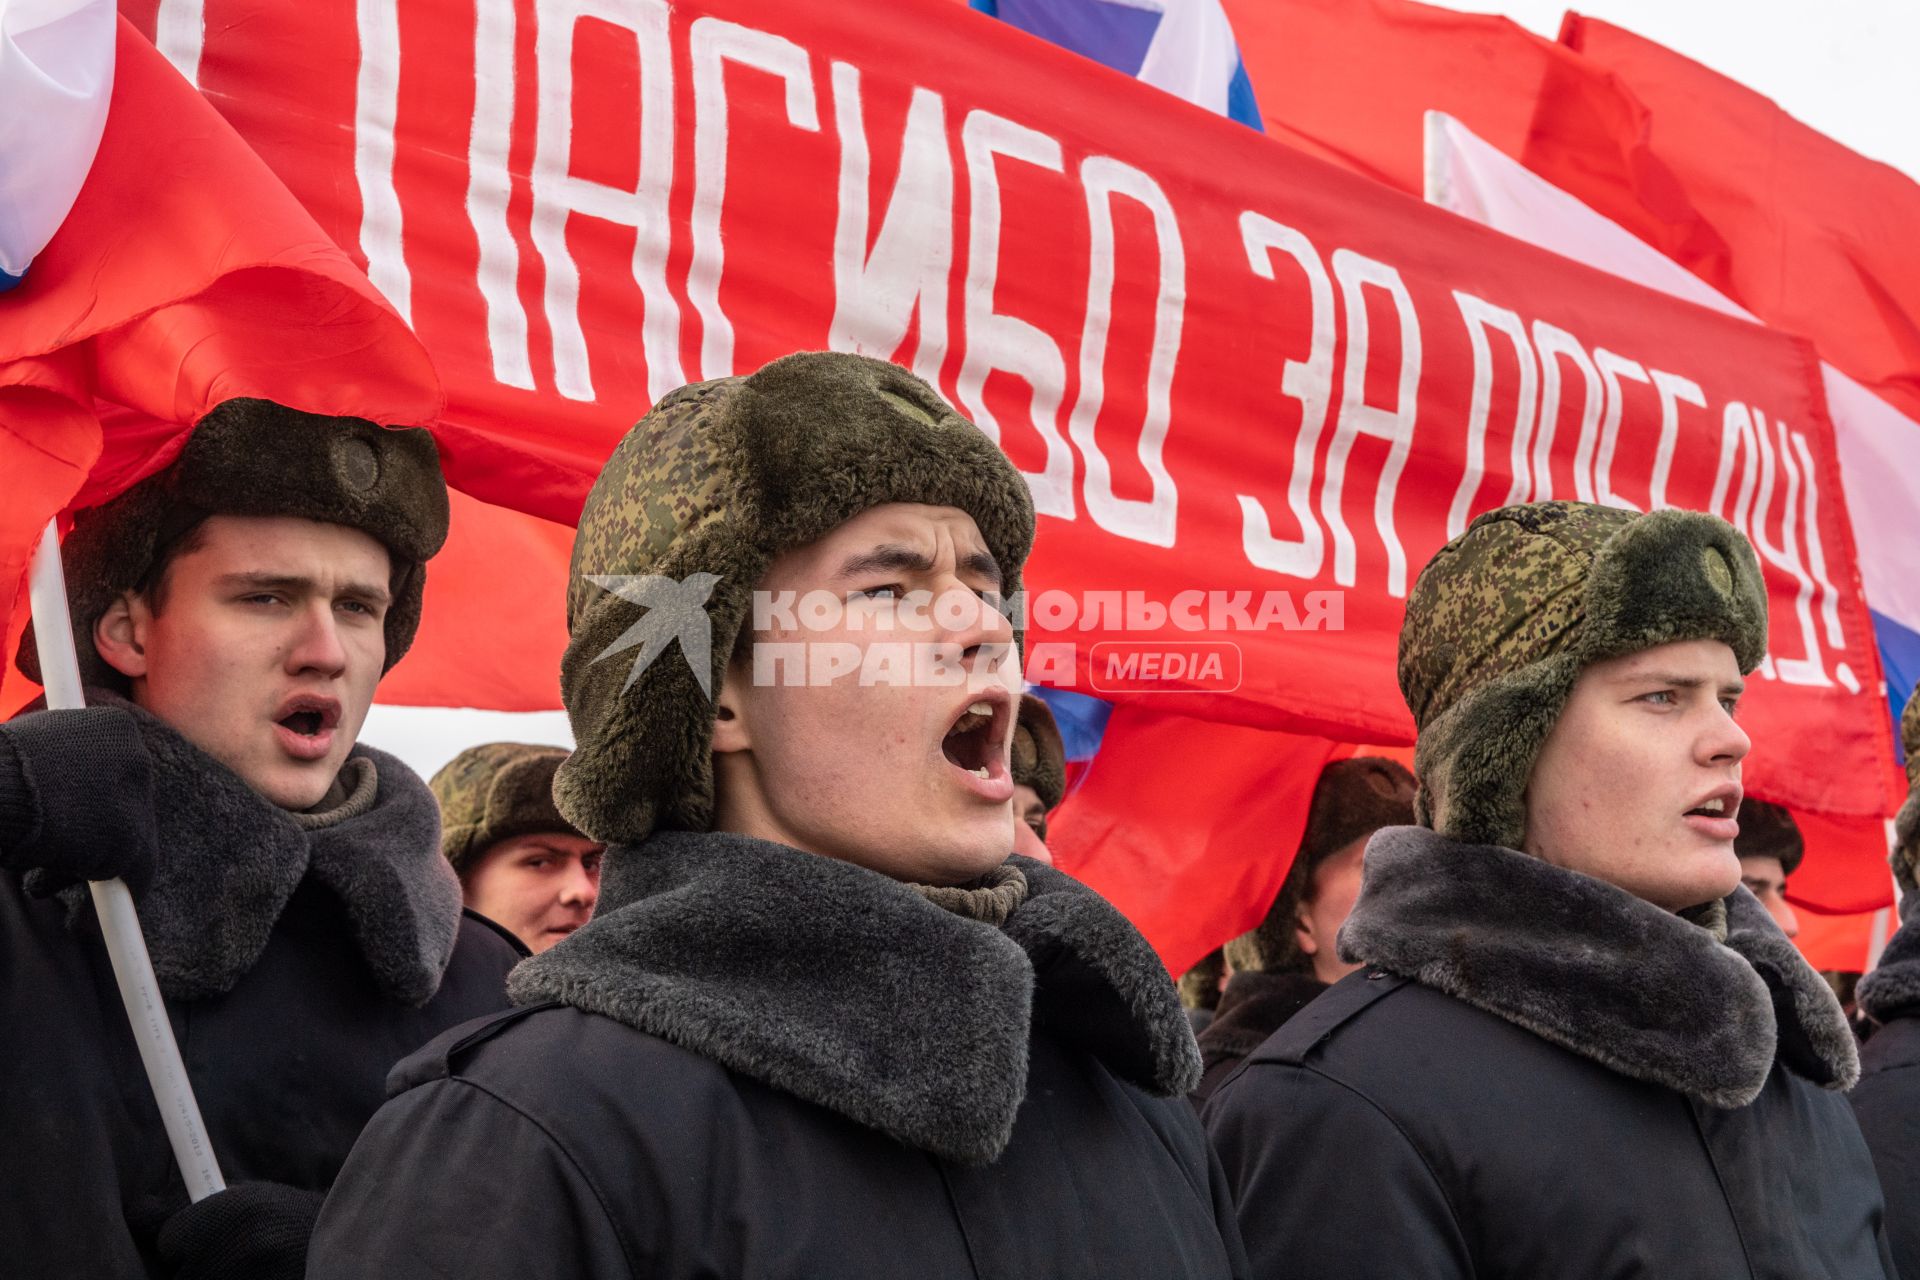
(1399, 501, 1769, 851)
(558, 351, 1035, 847)
(431, 743, 581, 873)
(18, 399, 448, 691)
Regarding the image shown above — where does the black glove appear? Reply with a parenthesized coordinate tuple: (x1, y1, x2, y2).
(0, 705, 159, 894)
(156, 1182, 323, 1280)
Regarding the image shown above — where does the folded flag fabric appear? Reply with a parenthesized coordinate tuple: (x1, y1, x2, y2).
(0, 0, 114, 289)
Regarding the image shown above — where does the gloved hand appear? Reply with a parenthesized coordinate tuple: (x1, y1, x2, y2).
(156, 1182, 324, 1280)
(0, 705, 159, 894)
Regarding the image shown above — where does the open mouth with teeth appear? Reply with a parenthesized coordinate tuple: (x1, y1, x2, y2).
(281, 710, 326, 736)
(1684, 796, 1732, 818)
(941, 698, 1006, 781)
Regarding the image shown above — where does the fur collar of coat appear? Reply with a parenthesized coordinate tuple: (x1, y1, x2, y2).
(508, 831, 1200, 1165)
(1858, 917, 1920, 1025)
(1340, 825, 1859, 1108)
(54, 700, 462, 1006)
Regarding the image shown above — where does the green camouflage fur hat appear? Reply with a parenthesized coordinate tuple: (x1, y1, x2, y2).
(1893, 686, 1920, 907)
(1224, 756, 1416, 974)
(557, 351, 1035, 847)
(1399, 501, 1769, 851)
(1010, 694, 1066, 813)
(431, 743, 581, 873)
(17, 398, 448, 692)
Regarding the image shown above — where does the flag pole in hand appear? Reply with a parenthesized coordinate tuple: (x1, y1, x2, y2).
(27, 519, 225, 1201)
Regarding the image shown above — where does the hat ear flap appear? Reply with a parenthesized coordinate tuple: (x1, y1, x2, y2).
(1415, 653, 1581, 850)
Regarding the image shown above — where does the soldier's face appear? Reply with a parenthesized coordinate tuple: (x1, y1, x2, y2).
(712, 503, 1020, 886)
(462, 832, 604, 953)
(1739, 854, 1799, 937)
(99, 515, 390, 810)
(1522, 639, 1749, 912)
(1011, 783, 1052, 863)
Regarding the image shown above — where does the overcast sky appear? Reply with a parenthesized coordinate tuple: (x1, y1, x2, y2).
(1452, 0, 1920, 182)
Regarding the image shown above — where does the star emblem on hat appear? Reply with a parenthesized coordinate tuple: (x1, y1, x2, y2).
(584, 573, 722, 697)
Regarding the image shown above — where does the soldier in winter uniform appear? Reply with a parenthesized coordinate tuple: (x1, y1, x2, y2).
(0, 402, 522, 1279)
(431, 742, 603, 953)
(310, 352, 1247, 1279)
(1191, 756, 1415, 1102)
(1852, 686, 1920, 1279)
(1204, 501, 1895, 1278)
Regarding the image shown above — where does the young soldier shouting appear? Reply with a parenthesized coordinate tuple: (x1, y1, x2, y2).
(310, 353, 1245, 1279)
(0, 402, 522, 1279)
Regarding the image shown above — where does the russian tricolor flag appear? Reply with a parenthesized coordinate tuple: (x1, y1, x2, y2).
(972, 0, 1263, 132)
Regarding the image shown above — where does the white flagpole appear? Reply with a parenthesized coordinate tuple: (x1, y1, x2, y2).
(27, 519, 225, 1201)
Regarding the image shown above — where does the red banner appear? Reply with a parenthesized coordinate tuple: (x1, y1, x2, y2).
(115, 0, 1895, 821)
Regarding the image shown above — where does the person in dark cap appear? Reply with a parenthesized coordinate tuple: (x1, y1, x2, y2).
(1734, 797, 1803, 938)
(0, 401, 522, 1279)
(1852, 686, 1920, 1279)
(1008, 693, 1065, 862)
(309, 352, 1245, 1279)
(1205, 500, 1894, 1278)
(1192, 756, 1414, 1101)
(431, 743, 603, 953)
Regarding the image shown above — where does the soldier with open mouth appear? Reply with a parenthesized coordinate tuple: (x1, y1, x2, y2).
(308, 351, 1245, 1279)
(0, 402, 523, 1278)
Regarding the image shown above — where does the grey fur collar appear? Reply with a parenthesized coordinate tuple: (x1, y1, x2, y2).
(57, 700, 462, 1006)
(1858, 918, 1920, 1024)
(508, 832, 1198, 1165)
(1341, 826, 1859, 1107)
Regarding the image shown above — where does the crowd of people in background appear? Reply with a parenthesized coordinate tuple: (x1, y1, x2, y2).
(0, 352, 1914, 1278)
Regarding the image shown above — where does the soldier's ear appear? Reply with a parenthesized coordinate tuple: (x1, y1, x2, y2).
(1293, 899, 1321, 958)
(712, 662, 750, 755)
(93, 593, 151, 680)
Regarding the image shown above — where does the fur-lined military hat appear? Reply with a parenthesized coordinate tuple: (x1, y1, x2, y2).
(1892, 685, 1920, 907)
(1225, 756, 1416, 974)
(557, 352, 1035, 847)
(1733, 799, 1804, 878)
(1010, 694, 1066, 813)
(1399, 501, 1769, 850)
(17, 398, 448, 691)
(430, 743, 582, 873)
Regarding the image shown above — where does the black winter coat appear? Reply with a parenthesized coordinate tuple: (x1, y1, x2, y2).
(1205, 827, 1895, 1280)
(1854, 917, 1920, 1280)
(1191, 969, 1327, 1103)
(311, 832, 1247, 1279)
(0, 708, 520, 1279)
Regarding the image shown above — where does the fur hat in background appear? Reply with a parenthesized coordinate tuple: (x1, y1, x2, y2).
(557, 352, 1035, 847)
(1224, 756, 1417, 974)
(1010, 694, 1066, 814)
(1398, 501, 1769, 851)
(1733, 799, 1804, 878)
(17, 399, 448, 692)
(430, 743, 582, 873)
(1892, 685, 1920, 912)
